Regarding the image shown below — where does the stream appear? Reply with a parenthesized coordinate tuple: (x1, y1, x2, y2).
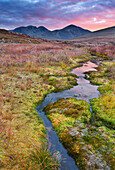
(36, 61, 100, 170)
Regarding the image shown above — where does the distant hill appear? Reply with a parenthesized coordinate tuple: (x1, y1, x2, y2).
(11, 25, 91, 40)
(0, 28, 45, 43)
(93, 26, 115, 34)
(2, 25, 115, 44)
(70, 26, 115, 44)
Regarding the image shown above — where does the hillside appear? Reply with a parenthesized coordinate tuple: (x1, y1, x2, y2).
(93, 26, 115, 34)
(11, 25, 91, 40)
(0, 28, 45, 44)
(70, 26, 115, 44)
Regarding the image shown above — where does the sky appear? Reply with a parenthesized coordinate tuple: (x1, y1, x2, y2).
(0, 0, 115, 31)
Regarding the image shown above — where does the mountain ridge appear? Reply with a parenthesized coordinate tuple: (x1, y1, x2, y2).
(69, 26, 115, 43)
(11, 24, 91, 40)
(93, 26, 115, 33)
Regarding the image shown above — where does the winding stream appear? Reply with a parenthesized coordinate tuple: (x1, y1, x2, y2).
(36, 61, 100, 170)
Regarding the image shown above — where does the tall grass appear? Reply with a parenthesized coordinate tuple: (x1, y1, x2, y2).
(30, 142, 59, 170)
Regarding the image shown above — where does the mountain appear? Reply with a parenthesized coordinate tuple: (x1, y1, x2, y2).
(93, 26, 115, 34)
(0, 28, 45, 44)
(11, 25, 91, 40)
(50, 25, 91, 40)
(70, 26, 115, 44)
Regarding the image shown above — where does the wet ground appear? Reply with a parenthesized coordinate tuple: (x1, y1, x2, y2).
(37, 61, 100, 170)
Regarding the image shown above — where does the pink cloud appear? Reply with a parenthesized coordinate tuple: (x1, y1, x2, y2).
(0, 0, 115, 31)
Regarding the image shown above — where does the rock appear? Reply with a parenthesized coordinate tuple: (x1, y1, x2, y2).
(81, 128, 88, 136)
(69, 128, 79, 136)
(53, 151, 62, 162)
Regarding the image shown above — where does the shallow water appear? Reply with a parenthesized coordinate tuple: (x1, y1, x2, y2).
(36, 61, 100, 170)
(71, 61, 100, 102)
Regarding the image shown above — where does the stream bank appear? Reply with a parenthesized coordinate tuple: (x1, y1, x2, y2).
(37, 61, 101, 169)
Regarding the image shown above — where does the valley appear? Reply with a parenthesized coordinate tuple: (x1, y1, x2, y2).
(0, 31, 115, 169)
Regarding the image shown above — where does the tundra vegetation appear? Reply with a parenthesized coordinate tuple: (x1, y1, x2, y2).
(44, 44, 115, 169)
(0, 40, 114, 169)
(0, 42, 91, 169)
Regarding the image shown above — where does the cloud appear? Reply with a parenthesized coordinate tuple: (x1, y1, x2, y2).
(0, 0, 115, 30)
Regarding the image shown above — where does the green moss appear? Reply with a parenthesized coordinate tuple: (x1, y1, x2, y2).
(44, 97, 115, 169)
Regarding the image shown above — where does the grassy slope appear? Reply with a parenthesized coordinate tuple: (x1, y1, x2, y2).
(0, 28, 45, 44)
(0, 43, 91, 169)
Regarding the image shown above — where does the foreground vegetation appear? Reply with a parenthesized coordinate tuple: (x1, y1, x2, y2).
(89, 62, 115, 128)
(44, 97, 114, 169)
(44, 44, 115, 169)
(0, 42, 91, 169)
(0, 41, 114, 169)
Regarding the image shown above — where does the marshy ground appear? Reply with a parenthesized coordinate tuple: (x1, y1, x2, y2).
(0, 41, 115, 169)
(44, 59, 115, 169)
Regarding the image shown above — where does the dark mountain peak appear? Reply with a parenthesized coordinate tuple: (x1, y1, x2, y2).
(38, 26, 49, 31)
(13, 25, 37, 31)
(27, 25, 37, 29)
(38, 26, 46, 29)
(63, 24, 88, 31)
(65, 24, 79, 28)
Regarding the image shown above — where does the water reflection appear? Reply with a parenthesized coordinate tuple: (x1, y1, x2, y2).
(37, 61, 100, 170)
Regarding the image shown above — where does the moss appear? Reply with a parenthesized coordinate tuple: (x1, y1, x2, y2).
(41, 73, 77, 92)
(44, 97, 115, 169)
(90, 95, 115, 129)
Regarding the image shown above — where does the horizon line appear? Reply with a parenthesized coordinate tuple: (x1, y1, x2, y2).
(4, 24, 115, 32)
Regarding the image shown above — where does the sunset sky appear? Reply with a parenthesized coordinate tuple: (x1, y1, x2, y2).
(0, 0, 115, 31)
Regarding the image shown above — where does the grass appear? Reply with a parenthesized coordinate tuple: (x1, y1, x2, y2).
(87, 61, 115, 129)
(1, 40, 114, 169)
(43, 44, 115, 169)
(0, 42, 91, 169)
(30, 142, 59, 170)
